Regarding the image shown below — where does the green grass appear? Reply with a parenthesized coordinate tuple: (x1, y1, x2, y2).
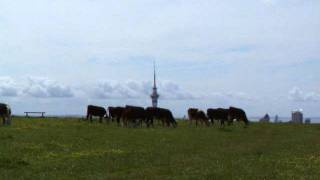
(1, 117, 320, 179)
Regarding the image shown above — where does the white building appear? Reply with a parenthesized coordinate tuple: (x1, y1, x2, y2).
(292, 110, 303, 124)
(305, 118, 311, 124)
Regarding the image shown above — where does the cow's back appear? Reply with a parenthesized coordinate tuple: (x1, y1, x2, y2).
(87, 105, 106, 116)
(123, 105, 146, 119)
(188, 108, 198, 119)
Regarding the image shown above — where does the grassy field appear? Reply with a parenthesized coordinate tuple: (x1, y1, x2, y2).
(1, 117, 320, 179)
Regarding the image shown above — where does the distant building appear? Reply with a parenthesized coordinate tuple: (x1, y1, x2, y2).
(260, 114, 270, 123)
(305, 118, 311, 124)
(274, 115, 279, 123)
(292, 110, 303, 124)
(150, 62, 159, 107)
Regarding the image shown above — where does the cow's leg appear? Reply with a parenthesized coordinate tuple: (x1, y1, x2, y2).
(99, 116, 102, 123)
(90, 115, 93, 123)
(106, 117, 110, 124)
(116, 117, 120, 126)
(189, 118, 193, 127)
(166, 120, 170, 127)
(125, 118, 129, 127)
(9, 115, 12, 125)
(205, 120, 209, 127)
(151, 118, 154, 128)
(123, 118, 126, 127)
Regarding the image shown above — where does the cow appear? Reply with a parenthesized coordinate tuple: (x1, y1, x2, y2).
(188, 108, 209, 127)
(196, 110, 210, 127)
(122, 105, 147, 127)
(188, 108, 198, 126)
(229, 106, 249, 125)
(86, 105, 107, 123)
(0, 103, 11, 125)
(108, 106, 125, 126)
(145, 107, 177, 128)
(207, 108, 230, 126)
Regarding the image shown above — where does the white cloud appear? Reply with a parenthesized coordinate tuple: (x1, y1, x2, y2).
(88, 80, 196, 100)
(0, 77, 19, 97)
(288, 87, 320, 102)
(87, 80, 257, 102)
(90, 81, 149, 99)
(23, 77, 74, 98)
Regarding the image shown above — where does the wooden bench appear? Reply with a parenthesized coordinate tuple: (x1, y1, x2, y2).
(24, 112, 46, 118)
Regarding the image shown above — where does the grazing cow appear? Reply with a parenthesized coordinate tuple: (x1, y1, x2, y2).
(229, 106, 249, 125)
(122, 105, 146, 127)
(145, 107, 177, 128)
(188, 108, 209, 127)
(86, 105, 107, 123)
(207, 108, 230, 126)
(0, 103, 11, 125)
(108, 106, 125, 125)
(196, 110, 210, 127)
(188, 108, 198, 125)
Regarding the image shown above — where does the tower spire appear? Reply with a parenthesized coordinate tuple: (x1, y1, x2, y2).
(153, 60, 156, 88)
(150, 60, 159, 107)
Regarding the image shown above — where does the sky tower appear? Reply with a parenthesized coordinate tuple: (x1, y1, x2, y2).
(150, 61, 159, 107)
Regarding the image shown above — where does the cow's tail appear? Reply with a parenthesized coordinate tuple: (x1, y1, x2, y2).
(170, 115, 178, 128)
(244, 114, 249, 125)
(6, 106, 12, 125)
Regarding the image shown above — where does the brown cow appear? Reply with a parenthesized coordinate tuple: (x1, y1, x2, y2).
(108, 106, 125, 126)
(86, 105, 107, 123)
(229, 106, 249, 125)
(188, 108, 210, 127)
(188, 108, 198, 126)
(196, 110, 210, 127)
(207, 108, 231, 126)
(122, 105, 146, 127)
(145, 107, 177, 128)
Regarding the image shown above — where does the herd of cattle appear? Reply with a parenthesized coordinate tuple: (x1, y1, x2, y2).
(87, 105, 177, 127)
(0, 102, 249, 127)
(86, 105, 249, 127)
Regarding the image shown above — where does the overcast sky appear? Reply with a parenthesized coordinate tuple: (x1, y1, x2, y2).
(0, 0, 319, 120)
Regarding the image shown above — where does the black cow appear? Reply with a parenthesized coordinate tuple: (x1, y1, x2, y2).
(229, 106, 249, 125)
(196, 110, 210, 127)
(145, 107, 177, 128)
(207, 108, 230, 126)
(122, 105, 146, 127)
(188, 108, 198, 125)
(188, 108, 209, 127)
(108, 106, 125, 125)
(0, 103, 11, 125)
(86, 105, 107, 123)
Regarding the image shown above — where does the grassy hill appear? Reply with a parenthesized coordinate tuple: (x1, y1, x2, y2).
(1, 117, 320, 179)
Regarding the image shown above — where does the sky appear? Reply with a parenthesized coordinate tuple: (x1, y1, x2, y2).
(0, 0, 319, 120)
